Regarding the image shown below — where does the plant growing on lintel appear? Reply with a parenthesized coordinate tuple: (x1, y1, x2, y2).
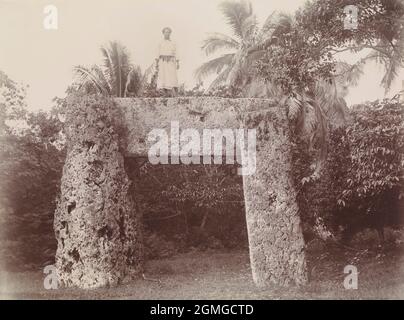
(74, 41, 153, 97)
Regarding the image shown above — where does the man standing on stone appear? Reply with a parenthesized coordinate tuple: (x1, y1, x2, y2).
(156, 27, 179, 96)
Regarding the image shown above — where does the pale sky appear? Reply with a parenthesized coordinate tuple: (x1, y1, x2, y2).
(0, 0, 403, 111)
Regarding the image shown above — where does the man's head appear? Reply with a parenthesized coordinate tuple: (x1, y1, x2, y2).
(162, 27, 172, 40)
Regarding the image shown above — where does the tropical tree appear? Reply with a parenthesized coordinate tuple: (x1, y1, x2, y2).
(0, 70, 28, 135)
(257, 0, 404, 171)
(199, 0, 403, 175)
(195, 0, 262, 91)
(0, 70, 65, 270)
(74, 41, 150, 97)
(254, 0, 403, 242)
(197, 1, 403, 249)
(195, 1, 301, 94)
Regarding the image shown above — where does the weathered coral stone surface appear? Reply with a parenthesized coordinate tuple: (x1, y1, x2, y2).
(54, 95, 307, 288)
(54, 95, 143, 289)
(241, 110, 307, 286)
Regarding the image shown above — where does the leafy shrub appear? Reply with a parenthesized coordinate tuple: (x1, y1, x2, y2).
(294, 99, 404, 242)
(0, 133, 65, 270)
(125, 160, 248, 254)
(333, 100, 403, 240)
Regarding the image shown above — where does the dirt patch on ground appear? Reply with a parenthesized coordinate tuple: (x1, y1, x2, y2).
(1, 247, 404, 299)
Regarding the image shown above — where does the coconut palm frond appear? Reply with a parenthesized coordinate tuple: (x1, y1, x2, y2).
(116, 44, 126, 97)
(291, 93, 314, 118)
(90, 65, 112, 95)
(100, 45, 114, 85)
(108, 41, 132, 97)
(260, 11, 278, 36)
(315, 79, 347, 128)
(272, 13, 293, 36)
(365, 36, 404, 93)
(380, 50, 402, 93)
(109, 42, 122, 96)
(219, 0, 253, 40)
(313, 61, 363, 128)
(289, 92, 328, 178)
(194, 53, 235, 82)
(316, 79, 338, 109)
(125, 66, 144, 97)
(379, 16, 404, 92)
(287, 96, 304, 121)
(260, 12, 293, 41)
(308, 101, 328, 176)
(201, 33, 240, 56)
(248, 13, 293, 56)
(350, 39, 404, 94)
(208, 67, 232, 90)
(226, 49, 247, 86)
(73, 65, 110, 96)
(241, 14, 258, 43)
(304, 107, 317, 137)
(334, 61, 364, 87)
(289, 91, 328, 169)
(286, 92, 319, 153)
(75, 40, 143, 98)
(197, 1, 263, 87)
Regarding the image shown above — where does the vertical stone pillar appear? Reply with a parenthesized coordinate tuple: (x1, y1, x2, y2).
(242, 109, 307, 287)
(54, 95, 143, 289)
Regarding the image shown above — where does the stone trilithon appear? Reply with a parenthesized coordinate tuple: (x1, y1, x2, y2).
(54, 95, 307, 289)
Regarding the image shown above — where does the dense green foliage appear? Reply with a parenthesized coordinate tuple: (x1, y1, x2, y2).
(293, 99, 403, 242)
(196, 0, 403, 181)
(0, 73, 65, 270)
(0, 133, 65, 269)
(334, 100, 403, 240)
(258, 0, 404, 94)
(0, 70, 28, 134)
(125, 160, 247, 259)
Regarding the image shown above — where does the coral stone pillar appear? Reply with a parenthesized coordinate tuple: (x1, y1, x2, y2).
(241, 109, 308, 287)
(54, 95, 143, 289)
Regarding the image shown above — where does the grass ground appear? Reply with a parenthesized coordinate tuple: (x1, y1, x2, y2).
(1, 244, 404, 299)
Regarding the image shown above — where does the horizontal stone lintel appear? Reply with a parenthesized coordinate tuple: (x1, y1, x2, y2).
(115, 97, 281, 156)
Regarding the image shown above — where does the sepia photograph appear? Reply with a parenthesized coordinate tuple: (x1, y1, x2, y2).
(0, 0, 404, 304)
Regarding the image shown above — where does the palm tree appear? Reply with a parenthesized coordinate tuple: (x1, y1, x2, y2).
(285, 42, 403, 176)
(195, 0, 261, 90)
(196, 2, 326, 163)
(197, 0, 403, 177)
(195, 1, 297, 93)
(74, 41, 150, 97)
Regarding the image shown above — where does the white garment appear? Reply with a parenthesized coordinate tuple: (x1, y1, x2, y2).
(156, 40, 179, 89)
